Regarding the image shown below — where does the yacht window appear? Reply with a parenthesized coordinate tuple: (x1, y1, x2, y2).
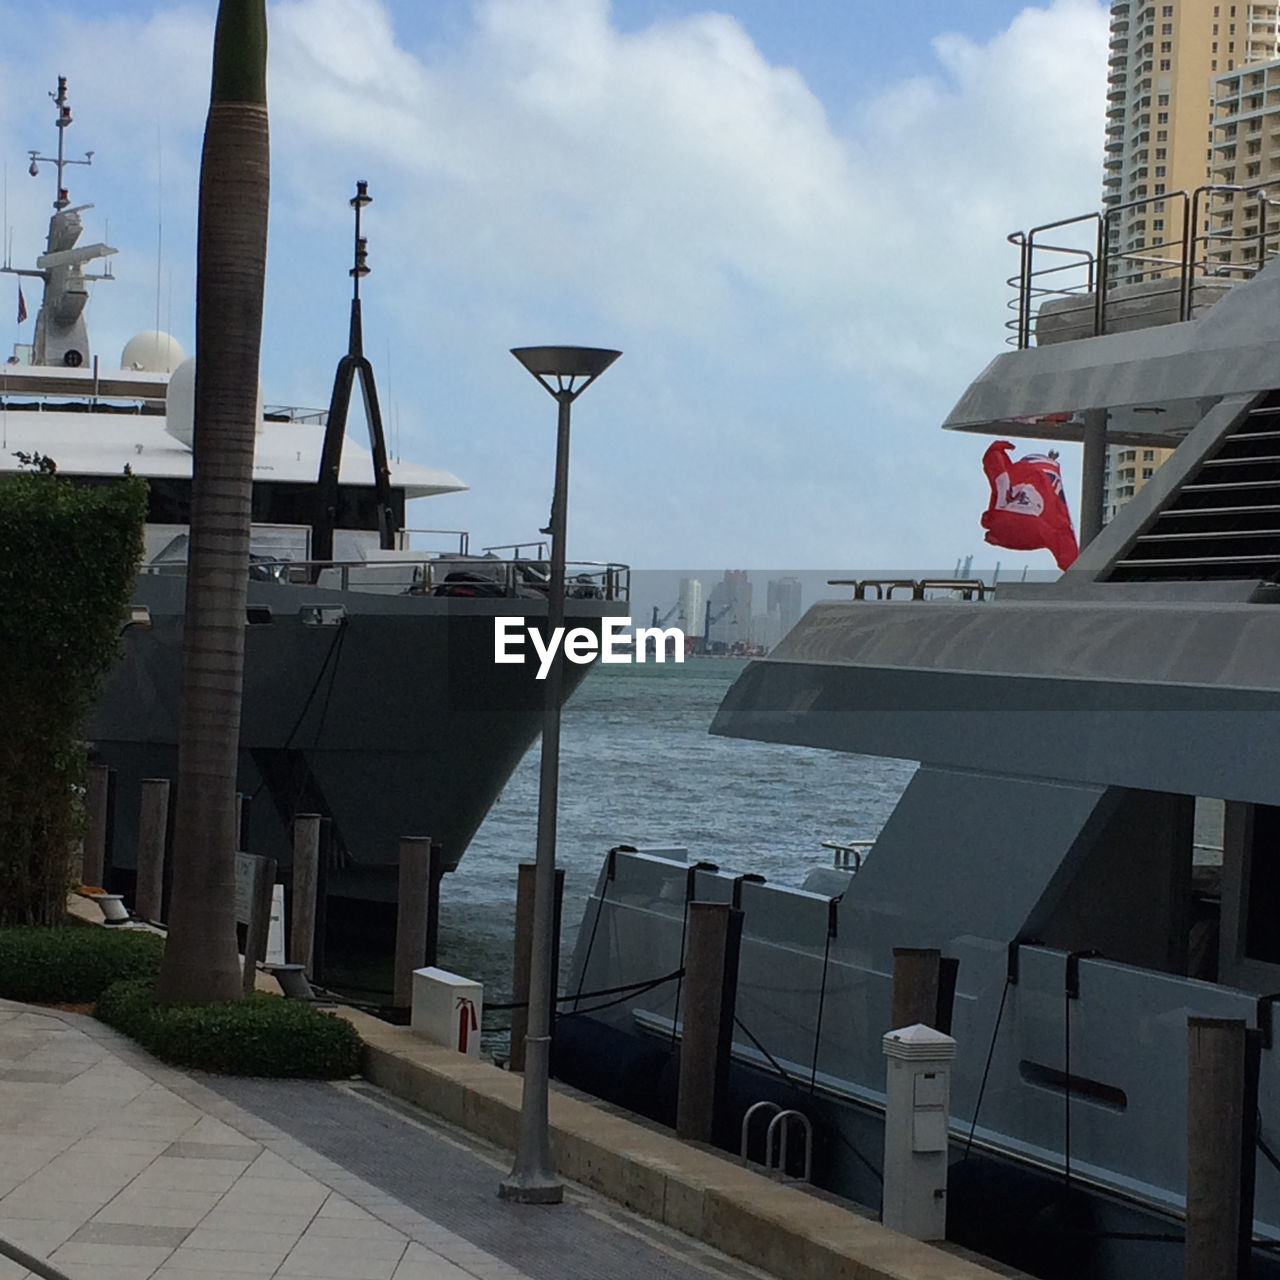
(1246, 805, 1280, 964)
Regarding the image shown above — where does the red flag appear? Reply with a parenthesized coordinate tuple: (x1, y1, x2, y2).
(16, 286, 27, 325)
(980, 440, 1079, 570)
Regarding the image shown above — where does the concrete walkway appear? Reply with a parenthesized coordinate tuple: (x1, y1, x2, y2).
(0, 1001, 772, 1280)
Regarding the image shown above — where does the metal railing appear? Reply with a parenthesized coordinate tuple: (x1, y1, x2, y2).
(144, 554, 631, 601)
(1007, 181, 1280, 349)
(481, 540, 549, 560)
(739, 1101, 813, 1183)
(821, 839, 874, 871)
(399, 528, 470, 555)
(826, 578, 992, 601)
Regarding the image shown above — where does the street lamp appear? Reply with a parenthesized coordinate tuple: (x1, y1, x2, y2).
(499, 344, 620, 1205)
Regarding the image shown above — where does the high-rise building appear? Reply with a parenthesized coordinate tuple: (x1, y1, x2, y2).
(1099, 0, 1280, 521)
(1103, 1, 1280, 269)
(1208, 58, 1280, 270)
(766, 577, 803, 638)
(707, 571, 751, 652)
(677, 578, 704, 638)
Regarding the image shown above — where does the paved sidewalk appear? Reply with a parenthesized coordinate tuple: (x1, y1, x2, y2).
(0, 1001, 769, 1280)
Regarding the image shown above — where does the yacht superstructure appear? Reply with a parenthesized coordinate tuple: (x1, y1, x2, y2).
(556, 203, 1280, 1279)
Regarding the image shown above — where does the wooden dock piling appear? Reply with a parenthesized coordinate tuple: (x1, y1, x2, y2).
(1186, 1016, 1259, 1280)
(290, 814, 322, 978)
(509, 863, 564, 1072)
(81, 763, 111, 887)
(394, 837, 433, 1009)
(891, 947, 941, 1030)
(676, 901, 743, 1144)
(133, 778, 170, 923)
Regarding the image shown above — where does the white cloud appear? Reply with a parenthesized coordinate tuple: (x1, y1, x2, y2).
(1, 0, 1111, 569)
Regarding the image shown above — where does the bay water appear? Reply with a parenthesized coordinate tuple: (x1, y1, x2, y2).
(437, 657, 917, 1020)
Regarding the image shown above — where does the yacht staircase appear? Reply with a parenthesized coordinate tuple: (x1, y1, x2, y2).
(1108, 390, 1280, 582)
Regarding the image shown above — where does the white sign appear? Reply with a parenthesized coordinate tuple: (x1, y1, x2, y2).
(493, 617, 685, 677)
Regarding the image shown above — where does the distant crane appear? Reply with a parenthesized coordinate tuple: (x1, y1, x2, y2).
(702, 600, 735, 654)
(650, 602, 680, 628)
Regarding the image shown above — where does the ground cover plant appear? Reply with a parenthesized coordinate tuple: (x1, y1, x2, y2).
(96, 978, 362, 1078)
(0, 923, 164, 1002)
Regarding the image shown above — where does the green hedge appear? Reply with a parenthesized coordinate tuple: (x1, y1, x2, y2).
(95, 978, 362, 1078)
(0, 925, 164, 1002)
(0, 469, 148, 925)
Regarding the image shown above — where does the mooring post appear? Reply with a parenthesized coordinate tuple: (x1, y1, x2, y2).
(425, 841, 446, 970)
(290, 814, 322, 978)
(134, 778, 170, 924)
(237, 792, 251, 852)
(1186, 1016, 1259, 1280)
(676, 901, 743, 1143)
(242, 855, 278, 995)
(313, 817, 331, 986)
(82, 763, 111, 887)
(892, 947, 941, 1031)
(510, 862, 565, 1072)
(394, 837, 432, 1009)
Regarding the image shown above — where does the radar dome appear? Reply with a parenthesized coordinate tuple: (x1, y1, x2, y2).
(163, 356, 265, 451)
(121, 330, 186, 374)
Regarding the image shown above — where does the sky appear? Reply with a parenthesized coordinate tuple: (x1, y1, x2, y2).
(0, 0, 1112, 575)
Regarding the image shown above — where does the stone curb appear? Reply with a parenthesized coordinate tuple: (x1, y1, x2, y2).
(338, 1008, 1005, 1280)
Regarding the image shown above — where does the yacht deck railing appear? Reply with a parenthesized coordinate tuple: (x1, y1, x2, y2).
(1007, 181, 1280, 349)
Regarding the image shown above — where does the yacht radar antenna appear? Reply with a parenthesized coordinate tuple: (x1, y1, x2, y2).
(2, 76, 117, 367)
(312, 180, 396, 567)
(27, 77, 95, 210)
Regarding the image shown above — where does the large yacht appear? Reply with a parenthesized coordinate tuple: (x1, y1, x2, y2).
(2, 79, 627, 945)
(555, 193, 1280, 1279)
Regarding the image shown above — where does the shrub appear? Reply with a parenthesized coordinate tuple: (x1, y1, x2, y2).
(0, 925, 164, 1002)
(95, 979, 362, 1078)
(0, 469, 148, 925)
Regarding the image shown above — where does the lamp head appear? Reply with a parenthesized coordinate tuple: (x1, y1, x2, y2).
(511, 345, 621, 399)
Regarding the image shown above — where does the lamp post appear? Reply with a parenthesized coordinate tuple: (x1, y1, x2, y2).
(499, 345, 620, 1205)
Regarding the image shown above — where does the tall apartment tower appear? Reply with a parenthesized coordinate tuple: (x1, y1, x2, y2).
(1100, 0, 1280, 521)
(1105, 1, 1280, 265)
(677, 577, 704, 638)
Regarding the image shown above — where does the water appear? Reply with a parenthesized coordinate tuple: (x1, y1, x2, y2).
(437, 658, 916, 1012)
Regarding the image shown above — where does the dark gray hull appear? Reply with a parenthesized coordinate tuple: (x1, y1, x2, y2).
(90, 572, 623, 900)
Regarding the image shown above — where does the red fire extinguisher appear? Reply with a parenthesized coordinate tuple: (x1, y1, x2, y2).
(456, 996, 478, 1054)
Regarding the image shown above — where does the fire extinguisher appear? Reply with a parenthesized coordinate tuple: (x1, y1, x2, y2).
(456, 996, 478, 1054)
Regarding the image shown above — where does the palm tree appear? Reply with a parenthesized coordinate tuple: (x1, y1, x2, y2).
(155, 0, 269, 1004)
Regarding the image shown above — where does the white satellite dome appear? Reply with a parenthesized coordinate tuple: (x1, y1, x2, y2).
(121, 330, 186, 374)
(164, 355, 265, 450)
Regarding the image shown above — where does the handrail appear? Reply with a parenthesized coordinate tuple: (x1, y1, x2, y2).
(765, 1108, 813, 1183)
(481, 541, 548, 559)
(821, 839, 873, 871)
(400, 528, 470, 555)
(1009, 182, 1280, 349)
(143, 554, 631, 601)
(826, 578, 991, 601)
(740, 1100, 782, 1165)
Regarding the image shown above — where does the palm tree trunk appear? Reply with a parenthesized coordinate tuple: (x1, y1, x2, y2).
(155, 0, 269, 1004)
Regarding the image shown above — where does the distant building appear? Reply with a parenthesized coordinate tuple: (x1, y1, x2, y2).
(1208, 58, 1280, 271)
(751, 610, 783, 652)
(1097, 0, 1280, 520)
(767, 577, 803, 637)
(677, 578, 703, 638)
(707, 571, 751, 652)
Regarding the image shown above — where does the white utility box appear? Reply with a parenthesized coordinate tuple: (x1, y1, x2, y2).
(882, 1022, 957, 1241)
(411, 967, 483, 1056)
